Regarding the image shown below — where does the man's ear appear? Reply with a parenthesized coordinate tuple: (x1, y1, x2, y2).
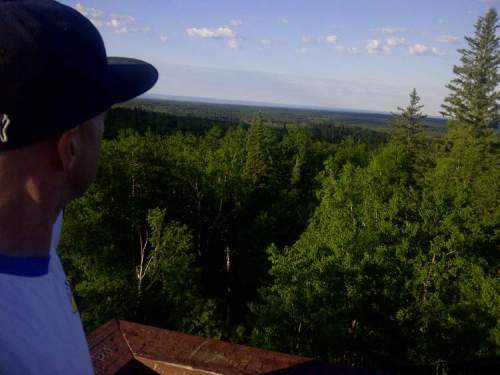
(57, 127, 82, 173)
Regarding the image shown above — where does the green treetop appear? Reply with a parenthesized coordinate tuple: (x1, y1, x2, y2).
(244, 113, 276, 186)
(391, 88, 426, 153)
(441, 8, 500, 130)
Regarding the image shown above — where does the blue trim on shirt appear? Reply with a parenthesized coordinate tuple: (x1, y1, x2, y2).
(0, 255, 50, 277)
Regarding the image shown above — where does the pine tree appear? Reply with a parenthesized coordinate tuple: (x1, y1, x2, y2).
(441, 8, 500, 129)
(391, 88, 426, 153)
(244, 113, 274, 186)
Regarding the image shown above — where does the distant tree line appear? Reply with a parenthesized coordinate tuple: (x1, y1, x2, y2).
(106, 106, 389, 146)
(59, 8, 499, 374)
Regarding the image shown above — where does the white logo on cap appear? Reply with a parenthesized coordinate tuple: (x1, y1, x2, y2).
(0, 114, 10, 143)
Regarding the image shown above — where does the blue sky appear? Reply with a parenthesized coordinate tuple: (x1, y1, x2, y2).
(61, 0, 497, 115)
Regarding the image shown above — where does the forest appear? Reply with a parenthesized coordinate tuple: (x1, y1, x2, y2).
(121, 96, 447, 134)
(59, 8, 499, 374)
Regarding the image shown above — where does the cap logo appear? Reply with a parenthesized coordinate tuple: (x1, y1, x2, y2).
(0, 114, 10, 143)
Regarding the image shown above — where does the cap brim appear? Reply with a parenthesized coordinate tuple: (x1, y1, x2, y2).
(105, 57, 159, 105)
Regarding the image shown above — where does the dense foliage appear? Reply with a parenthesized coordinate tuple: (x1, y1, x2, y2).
(60, 120, 339, 336)
(59, 9, 499, 374)
(251, 124, 499, 370)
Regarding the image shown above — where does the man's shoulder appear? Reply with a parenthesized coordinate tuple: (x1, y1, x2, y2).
(0, 256, 93, 375)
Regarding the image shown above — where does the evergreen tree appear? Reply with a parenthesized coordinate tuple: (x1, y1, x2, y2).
(441, 8, 500, 129)
(391, 88, 427, 153)
(244, 113, 275, 186)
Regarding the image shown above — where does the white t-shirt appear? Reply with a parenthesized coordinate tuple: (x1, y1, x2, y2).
(0, 212, 94, 375)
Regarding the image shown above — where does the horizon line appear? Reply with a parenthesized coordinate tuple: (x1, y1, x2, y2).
(141, 93, 446, 120)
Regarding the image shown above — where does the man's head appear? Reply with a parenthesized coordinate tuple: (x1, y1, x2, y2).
(0, 0, 158, 206)
(0, 111, 106, 213)
(0, 0, 157, 150)
(0, 0, 157, 256)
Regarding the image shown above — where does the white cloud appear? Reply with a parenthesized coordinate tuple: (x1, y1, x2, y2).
(302, 35, 336, 44)
(75, 4, 143, 35)
(325, 35, 338, 44)
(409, 43, 428, 55)
(432, 47, 444, 56)
(160, 35, 168, 43)
(261, 39, 271, 45)
(227, 38, 240, 49)
(385, 36, 406, 46)
(299, 47, 307, 54)
(366, 39, 389, 54)
(186, 26, 241, 49)
(334, 46, 360, 55)
(435, 34, 460, 44)
(409, 43, 442, 56)
(279, 18, 289, 24)
(366, 39, 380, 54)
(186, 27, 236, 39)
(376, 27, 406, 34)
(106, 14, 135, 34)
(75, 3, 104, 27)
(230, 19, 243, 27)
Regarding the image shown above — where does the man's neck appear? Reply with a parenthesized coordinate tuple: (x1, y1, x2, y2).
(0, 195, 59, 257)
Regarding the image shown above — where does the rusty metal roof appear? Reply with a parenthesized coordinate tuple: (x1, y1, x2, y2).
(87, 320, 378, 375)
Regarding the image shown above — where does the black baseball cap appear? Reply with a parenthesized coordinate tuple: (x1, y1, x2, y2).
(0, 0, 159, 152)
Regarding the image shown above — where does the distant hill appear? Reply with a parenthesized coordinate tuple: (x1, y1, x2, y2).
(121, 95, 447, 133)
(143, 94, 394, 114)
